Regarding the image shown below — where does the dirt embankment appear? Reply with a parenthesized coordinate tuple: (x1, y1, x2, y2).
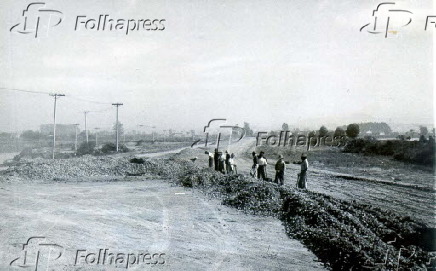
(174, 166, 434, 270)
(1, 146, 434, 270)
(1, 155, 327, 271)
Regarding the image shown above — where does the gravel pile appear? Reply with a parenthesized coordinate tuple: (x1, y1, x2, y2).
(280, 189, 430, 270)
(1, 156, 143, 181)
(0, 154, 199, 182)
(179, 169, 281, 216)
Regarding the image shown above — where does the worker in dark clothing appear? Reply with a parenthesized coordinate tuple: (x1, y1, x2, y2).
(214, 148, 219, 171)
(225, 151, 231, 174)
(294, 153, 309, 189)
(250, 151, 258, 177)
(218, 151, 226, 174)
(274, 155, 286, 186)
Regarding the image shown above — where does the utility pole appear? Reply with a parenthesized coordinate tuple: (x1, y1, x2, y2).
(138, 124, 145, 141)
(216, 133, 221, 150)
(94, 127, 100, 148)
(228, 127, 233, 151)
(84, 111, 89, 143)
(74, 123, 79, 154)
(112, 103, 123, 152)
(49, 93, 65, 159)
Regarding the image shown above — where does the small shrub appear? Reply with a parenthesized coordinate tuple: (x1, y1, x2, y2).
(101, 143, 116, 153)
(101, 143, 130, 153)
(77, 142, 96, 155)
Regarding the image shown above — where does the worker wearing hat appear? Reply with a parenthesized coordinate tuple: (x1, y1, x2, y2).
(274, 154, 286, 186)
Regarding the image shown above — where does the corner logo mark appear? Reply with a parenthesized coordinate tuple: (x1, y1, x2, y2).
(10, 2, 63, 38)
(360, 2, 412, 38)
(10, 237, 64, 270)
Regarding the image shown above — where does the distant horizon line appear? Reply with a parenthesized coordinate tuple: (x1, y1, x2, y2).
(0, 120, 434, 134)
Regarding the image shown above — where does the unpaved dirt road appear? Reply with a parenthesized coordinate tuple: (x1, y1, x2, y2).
(0, 178, 325, 270)
(200, 138, 435, 227)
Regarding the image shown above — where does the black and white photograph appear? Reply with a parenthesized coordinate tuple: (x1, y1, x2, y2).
(0, 0, 434, 270)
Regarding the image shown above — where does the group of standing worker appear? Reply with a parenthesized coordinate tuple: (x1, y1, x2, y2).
(205, 149, 237, 175)
(205, 149, 309, 189)
(251, 151, 309, 189)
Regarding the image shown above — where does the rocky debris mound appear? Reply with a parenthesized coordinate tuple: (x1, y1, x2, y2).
(280, 189, 430, 270)
(170, 166, 434, 270)
(1, 156, 142, 181)
(0, 155, 200, 182)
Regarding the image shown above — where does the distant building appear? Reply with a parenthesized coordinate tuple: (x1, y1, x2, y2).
(40, 124, 77, 137)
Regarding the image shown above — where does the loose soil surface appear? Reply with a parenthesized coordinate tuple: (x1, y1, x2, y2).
(0, 179, 324, 270)
(0, 138, 434, 270)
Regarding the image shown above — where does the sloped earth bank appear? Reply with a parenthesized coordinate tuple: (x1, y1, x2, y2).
(138, 159, 435, 270)
(0, 157, 325, 271)
(1, 151, 435, 270)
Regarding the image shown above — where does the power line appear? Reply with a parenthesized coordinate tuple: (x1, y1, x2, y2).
(0, 87, 52, 95)
(66, 95, 112, 105)
(0, 87, 113, 105)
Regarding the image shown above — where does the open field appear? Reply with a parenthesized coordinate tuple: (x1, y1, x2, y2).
(0, 138, 434, 270)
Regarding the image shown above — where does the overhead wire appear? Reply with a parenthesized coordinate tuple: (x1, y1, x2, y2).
(1, 87, 119, 130)
(0, 87, 52, 95)
(0, 87, 114, 105)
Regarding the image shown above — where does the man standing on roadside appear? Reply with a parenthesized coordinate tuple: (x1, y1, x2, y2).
(214, 148, 219, 171)
(218, 151, 226, 174)
(250, 151, 258, 177)
(257, 151, 267, 180)
(296, 153, 309, 189)
(225, 151, 231, 174)
(274, 154, 286, 186)
(230, 153, 237, 174)
(205, 151, 214, 168)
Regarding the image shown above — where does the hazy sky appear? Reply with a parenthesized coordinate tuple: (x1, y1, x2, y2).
(0, 0, 434, 133)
